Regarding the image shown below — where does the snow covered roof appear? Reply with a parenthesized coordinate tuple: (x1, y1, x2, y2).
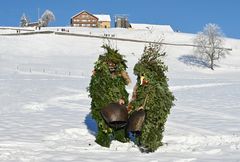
(130, 23, 174, 32)
(94, 15, 111, 22)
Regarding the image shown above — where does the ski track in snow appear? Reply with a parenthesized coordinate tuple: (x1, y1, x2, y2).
(170, 82, 235, 91)
(22, 92, 90, 112)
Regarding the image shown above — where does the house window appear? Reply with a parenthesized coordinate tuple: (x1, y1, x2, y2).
(74, 24, 80, 27)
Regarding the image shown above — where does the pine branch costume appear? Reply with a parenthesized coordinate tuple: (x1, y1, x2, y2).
(129, 43, 175, 152)
(88, 45, 130, 147)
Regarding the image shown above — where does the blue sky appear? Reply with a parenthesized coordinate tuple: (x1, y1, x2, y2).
(0, 0, 239, 38)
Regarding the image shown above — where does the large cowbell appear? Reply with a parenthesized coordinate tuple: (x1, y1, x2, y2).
(101, 103, 128, 129)
(127, 109, 146, 133)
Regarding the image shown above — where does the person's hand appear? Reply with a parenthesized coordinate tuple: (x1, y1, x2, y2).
(118, 99, 125, 105)
(127, 104, 132, 113)
(137, 106, 144, 111)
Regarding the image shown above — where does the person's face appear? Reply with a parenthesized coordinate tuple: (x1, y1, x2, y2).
(108, 61, 116, 72)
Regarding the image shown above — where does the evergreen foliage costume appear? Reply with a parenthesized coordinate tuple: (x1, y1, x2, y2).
(129, 43, 175, 152)
(88, 45, 131, 147)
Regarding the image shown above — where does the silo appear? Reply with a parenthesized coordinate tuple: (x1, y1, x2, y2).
(115, 15, 130, 28)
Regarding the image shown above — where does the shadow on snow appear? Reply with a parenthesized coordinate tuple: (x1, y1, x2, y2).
(84, 113, 98, 136)
(178, 55, 209, 68)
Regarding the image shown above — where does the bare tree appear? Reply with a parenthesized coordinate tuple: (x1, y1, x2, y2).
(194, 23, 229, 70)
(20, 13, 29, 27)
(39, 10, 55, 27)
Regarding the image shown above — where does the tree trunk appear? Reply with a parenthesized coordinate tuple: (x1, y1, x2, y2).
(210, 58, 214, 70)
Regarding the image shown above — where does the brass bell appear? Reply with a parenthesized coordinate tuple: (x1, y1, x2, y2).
(101, 103, 128, 129)
(127, 109, 146, 133)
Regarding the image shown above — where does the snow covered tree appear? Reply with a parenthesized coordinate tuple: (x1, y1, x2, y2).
(88, 44, 131, 147)
(194, 23, 229, 70)
(129, 43, 175, 152)
(39, 10, 55, 27)
(20, 13, 29, 27)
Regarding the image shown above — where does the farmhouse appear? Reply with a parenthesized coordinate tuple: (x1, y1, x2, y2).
(70, 10, 111, 28)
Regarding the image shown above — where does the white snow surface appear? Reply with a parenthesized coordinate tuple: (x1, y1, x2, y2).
(0, 27, 240, 162)
(130, 23, 174, 32)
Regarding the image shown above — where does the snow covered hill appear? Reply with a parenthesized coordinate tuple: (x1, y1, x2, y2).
(0, 27, 240, 162)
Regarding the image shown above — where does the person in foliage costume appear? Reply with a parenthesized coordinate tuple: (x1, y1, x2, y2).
(88, 45, 131, 147)
(128, 43, 175, 152)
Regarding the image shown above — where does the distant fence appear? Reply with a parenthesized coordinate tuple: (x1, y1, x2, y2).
(0, 31, 54, 36)
(0, 27, 34, 31)
(0, 30, 232, 51)
(55, 32, 233, 51)
(16, 65, 87, 78)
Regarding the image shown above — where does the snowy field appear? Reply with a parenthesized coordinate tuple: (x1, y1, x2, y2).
(0, 27, 240, 162)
